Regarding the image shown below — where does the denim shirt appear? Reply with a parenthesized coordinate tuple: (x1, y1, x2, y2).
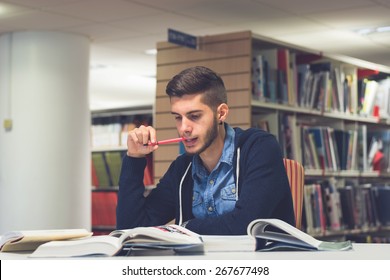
(191, 124, 236, 219)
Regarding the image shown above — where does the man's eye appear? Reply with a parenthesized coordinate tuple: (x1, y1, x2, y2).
(189, 114, 200, 120)
(174, 115, 182, 121)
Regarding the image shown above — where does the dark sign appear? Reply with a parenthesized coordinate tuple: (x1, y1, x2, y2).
(168, 28, 198, 49)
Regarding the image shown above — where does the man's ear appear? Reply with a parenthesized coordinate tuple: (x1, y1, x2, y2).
(217, 103, 229, 123)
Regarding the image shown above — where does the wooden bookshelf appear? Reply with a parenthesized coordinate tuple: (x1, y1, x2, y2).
(154, 30, 390, 242)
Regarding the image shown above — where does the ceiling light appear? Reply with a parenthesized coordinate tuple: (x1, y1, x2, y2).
(377, 26, 390, 33)
(90, 64, 109, 70)
(0, 5, 8, 15)
(356, 28, 374, 35)
(144, 49, 157, 55)
(356, 25, 390, 35)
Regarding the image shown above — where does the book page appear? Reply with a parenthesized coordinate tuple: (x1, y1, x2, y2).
(29, 235, 121, 258)
(111, 225, 202, 245)
(201, 235, 255, 252)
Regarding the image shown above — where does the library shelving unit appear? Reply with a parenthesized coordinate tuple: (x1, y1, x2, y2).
(90, 106, 153, 234)
(155, 30, 390, 242)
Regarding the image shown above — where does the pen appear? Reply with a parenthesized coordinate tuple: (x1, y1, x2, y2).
(144, 137, 184, 146)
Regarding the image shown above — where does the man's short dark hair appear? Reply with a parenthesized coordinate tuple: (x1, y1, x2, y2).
(166, 66, 227, 109)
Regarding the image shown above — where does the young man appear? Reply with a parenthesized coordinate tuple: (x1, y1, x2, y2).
(116, 66, 295, 235)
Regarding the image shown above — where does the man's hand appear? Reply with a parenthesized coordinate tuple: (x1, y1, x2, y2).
(126, 125, 158, 157)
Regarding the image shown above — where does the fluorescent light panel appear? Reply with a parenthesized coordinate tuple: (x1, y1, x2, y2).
(356, 25, 390, 35)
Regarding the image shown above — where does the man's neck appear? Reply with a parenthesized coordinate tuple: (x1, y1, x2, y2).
(199, 127, 226, 173)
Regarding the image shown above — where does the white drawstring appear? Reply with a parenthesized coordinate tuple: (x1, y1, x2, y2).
(235, 147, 240, 200)
(178, 162, 192, 225)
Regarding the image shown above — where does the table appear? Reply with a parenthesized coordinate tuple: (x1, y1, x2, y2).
(1, 243, 389, 260)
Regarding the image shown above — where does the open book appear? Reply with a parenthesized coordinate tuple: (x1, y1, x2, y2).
(30, 224, 203, 258)
(0, 229, 92, 252)
(247, 219, 353, 251)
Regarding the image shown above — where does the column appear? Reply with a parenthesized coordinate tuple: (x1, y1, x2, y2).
(0, 31, 91, 232)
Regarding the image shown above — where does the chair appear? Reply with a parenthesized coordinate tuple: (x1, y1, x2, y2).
(283, 158, 305, 229)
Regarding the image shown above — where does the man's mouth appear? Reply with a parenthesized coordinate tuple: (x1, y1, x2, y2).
(182, 137, 197, 146)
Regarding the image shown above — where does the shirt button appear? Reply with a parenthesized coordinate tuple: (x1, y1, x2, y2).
(209, 179, 214, 185)
(208, 206, 213, 212)
(232, 188, 236, 194)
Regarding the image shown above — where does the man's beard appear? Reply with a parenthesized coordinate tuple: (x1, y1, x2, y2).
(185, 117, 219, 156)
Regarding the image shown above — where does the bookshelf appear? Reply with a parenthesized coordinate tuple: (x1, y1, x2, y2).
(90, 106, 154, 234)
(155, 30, 390, 242)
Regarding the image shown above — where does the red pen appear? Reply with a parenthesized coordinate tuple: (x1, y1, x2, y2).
(144, 137, 184, 146)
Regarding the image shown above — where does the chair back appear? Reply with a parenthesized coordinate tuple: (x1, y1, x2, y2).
(283, 158, 305, 229)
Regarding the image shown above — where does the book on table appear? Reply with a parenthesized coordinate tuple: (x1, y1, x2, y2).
(204, 219, 353, 252)
(29, 224, 203, 258)
(26, 219, 353, 257)
(247, 219, 353, 251)
(0, 229, 92, 252)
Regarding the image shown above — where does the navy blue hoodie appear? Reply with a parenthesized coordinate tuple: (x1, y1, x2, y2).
(116, 126, 295, 235)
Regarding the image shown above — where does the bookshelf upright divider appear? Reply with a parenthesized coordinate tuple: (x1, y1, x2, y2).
(155, 30, 390, 240)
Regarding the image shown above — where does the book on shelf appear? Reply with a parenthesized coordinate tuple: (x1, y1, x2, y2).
(321, 180, 343, 231)
(303, 179, 384, 233)
(303, 184, 327, 234)
(343, 66, 359, 114)
(361, 79, 379, 116)
(367, 130, 390, 172)
(247, 219, 352, 251)
(278, 114, 301, 162)
(333, 66, 344, 112)
(253, 48, 295, 104)
(302, 128, 321, 169)
(255, 49, 278, 103)
(0, 229, 92, 252)
(91, 150, 153, 188)
(29, 224, 203, 258)
(91, 158, 100, 187)
(91, 152, 112, 187)
(278, 48, 295, 105)
(92, 191, 117, 232)
(338, 186, 357, 230)
(376, 78, 390, 119)
(334, 129, 350, 170)
(91, 114, 152, 149)
(104, 151, 123, 186)
(91, 118, 122, 148)
(374, 185, 390, 226)
(251, 53, 265, 101)
(305, 127, 327, 170)
(354, 184, 380, 228)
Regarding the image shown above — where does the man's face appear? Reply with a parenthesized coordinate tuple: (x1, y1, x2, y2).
(170, 94, 218, 156)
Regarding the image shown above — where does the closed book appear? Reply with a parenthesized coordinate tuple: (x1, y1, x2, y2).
(321, 181, 342, 231)
(92, 152, 112, 187)
(374, 186, 390, 226)
(334, 130, 350, 170)
(104, 151, 123, 186)
(307, 127, 327, 170)
(92, 191, 117, 228)
(338, 186, 357, 229)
